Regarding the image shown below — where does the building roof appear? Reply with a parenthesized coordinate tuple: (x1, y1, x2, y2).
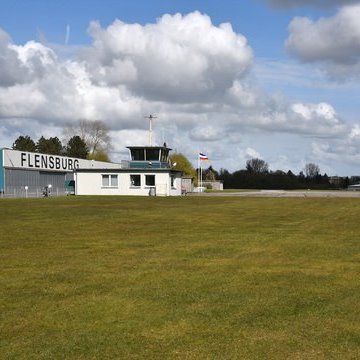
(75, 167, 182, 174)
(126, 145, 172, 151)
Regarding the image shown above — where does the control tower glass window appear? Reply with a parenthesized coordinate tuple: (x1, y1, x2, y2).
(146, 149, 160, 161)
(131, 149, 145, 161)
(161, 149, 169, 162)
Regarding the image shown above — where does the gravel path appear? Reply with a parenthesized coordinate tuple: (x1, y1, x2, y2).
(189, 190, 360, 198)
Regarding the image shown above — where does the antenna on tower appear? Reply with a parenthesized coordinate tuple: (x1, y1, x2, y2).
(144, 114, 157, 146)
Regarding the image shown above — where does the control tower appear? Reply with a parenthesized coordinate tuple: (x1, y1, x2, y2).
(126, 144, 171, 169)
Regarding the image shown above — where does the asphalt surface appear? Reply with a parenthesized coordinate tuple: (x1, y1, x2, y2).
(189, 190, 360, 198)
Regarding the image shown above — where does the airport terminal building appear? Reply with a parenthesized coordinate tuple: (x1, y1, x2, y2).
(0, 145, 182, 197)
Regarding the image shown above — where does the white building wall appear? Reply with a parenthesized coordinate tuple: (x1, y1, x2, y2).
(75, 171, 182, 196)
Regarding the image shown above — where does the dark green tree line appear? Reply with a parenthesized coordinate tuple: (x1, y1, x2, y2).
(12, 134, 89, 158)
(216, 159, 346, 190)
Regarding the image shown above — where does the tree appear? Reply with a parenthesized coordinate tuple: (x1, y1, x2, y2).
(64, 119, 111, 158)
(36, 136, 63, 155)
(218, 168, 231, 188)
(88, 149, 110, 162)
(287, 170, 296, 178)
(204, 166, 218, 181)
(65, 136, 89, 159)
(298, 171, 306, 183)
(246, 158, 269, 174)
(169, 153, 196, 179)
(304, 163, 320, 179)
(12, 135, 36, 152)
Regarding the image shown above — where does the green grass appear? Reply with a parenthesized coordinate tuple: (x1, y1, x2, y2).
(1, 196, 360, 359)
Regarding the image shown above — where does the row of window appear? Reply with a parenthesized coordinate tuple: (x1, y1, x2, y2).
(131, 148, 169, 162)
(101, 174, 176, 188)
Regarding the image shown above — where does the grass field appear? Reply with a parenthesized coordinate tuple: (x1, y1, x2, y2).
(1, 196, 360, 359)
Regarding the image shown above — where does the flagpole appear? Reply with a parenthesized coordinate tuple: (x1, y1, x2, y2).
(198, 152, 209, 192)
(197, 153, 200, 192)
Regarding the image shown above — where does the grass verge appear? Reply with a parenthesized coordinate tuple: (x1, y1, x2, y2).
(1, 196, 360, 359)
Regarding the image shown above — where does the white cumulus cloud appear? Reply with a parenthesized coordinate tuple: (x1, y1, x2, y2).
(286, 4, 360, 79)
(82, 11, 253, 103)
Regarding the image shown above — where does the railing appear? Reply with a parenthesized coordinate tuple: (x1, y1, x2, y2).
(121, 160, 172, 169)
(121, 160, 130, 168)
(0, 187, 68, 198)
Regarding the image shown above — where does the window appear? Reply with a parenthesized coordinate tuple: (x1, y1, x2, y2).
(171, 175, 176, 188)
(110, 175, 118, 187)
(131, 149, 145, 161)
(160, 149, 169, 162)
(146, 149, 160, 161)
(145, 175, 155, 186)
(130, 174, 141, 187)
(102, 174, 118, 188)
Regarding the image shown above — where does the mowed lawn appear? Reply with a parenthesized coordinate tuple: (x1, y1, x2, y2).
(1, 196, 360, 359)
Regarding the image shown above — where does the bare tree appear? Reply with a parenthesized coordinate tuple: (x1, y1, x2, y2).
(63, 120, 111, 158)
(246, 158, 269, 174)
(304, 163, 320, 178)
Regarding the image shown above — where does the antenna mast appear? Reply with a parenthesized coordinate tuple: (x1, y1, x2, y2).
(144, 114, 157, 146)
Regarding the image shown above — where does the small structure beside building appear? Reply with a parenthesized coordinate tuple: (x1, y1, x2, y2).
(201, 180, 223, 191)
(181, 176, 194, 194)
(329, 176, 343, 187)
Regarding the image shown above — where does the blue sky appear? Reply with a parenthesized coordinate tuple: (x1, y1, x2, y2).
(0, 0, 327, 55)
(1, 0, 360, 175)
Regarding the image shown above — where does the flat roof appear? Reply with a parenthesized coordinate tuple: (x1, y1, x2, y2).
(126, 146, 172, 151)
(75, 168, 182, 174)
